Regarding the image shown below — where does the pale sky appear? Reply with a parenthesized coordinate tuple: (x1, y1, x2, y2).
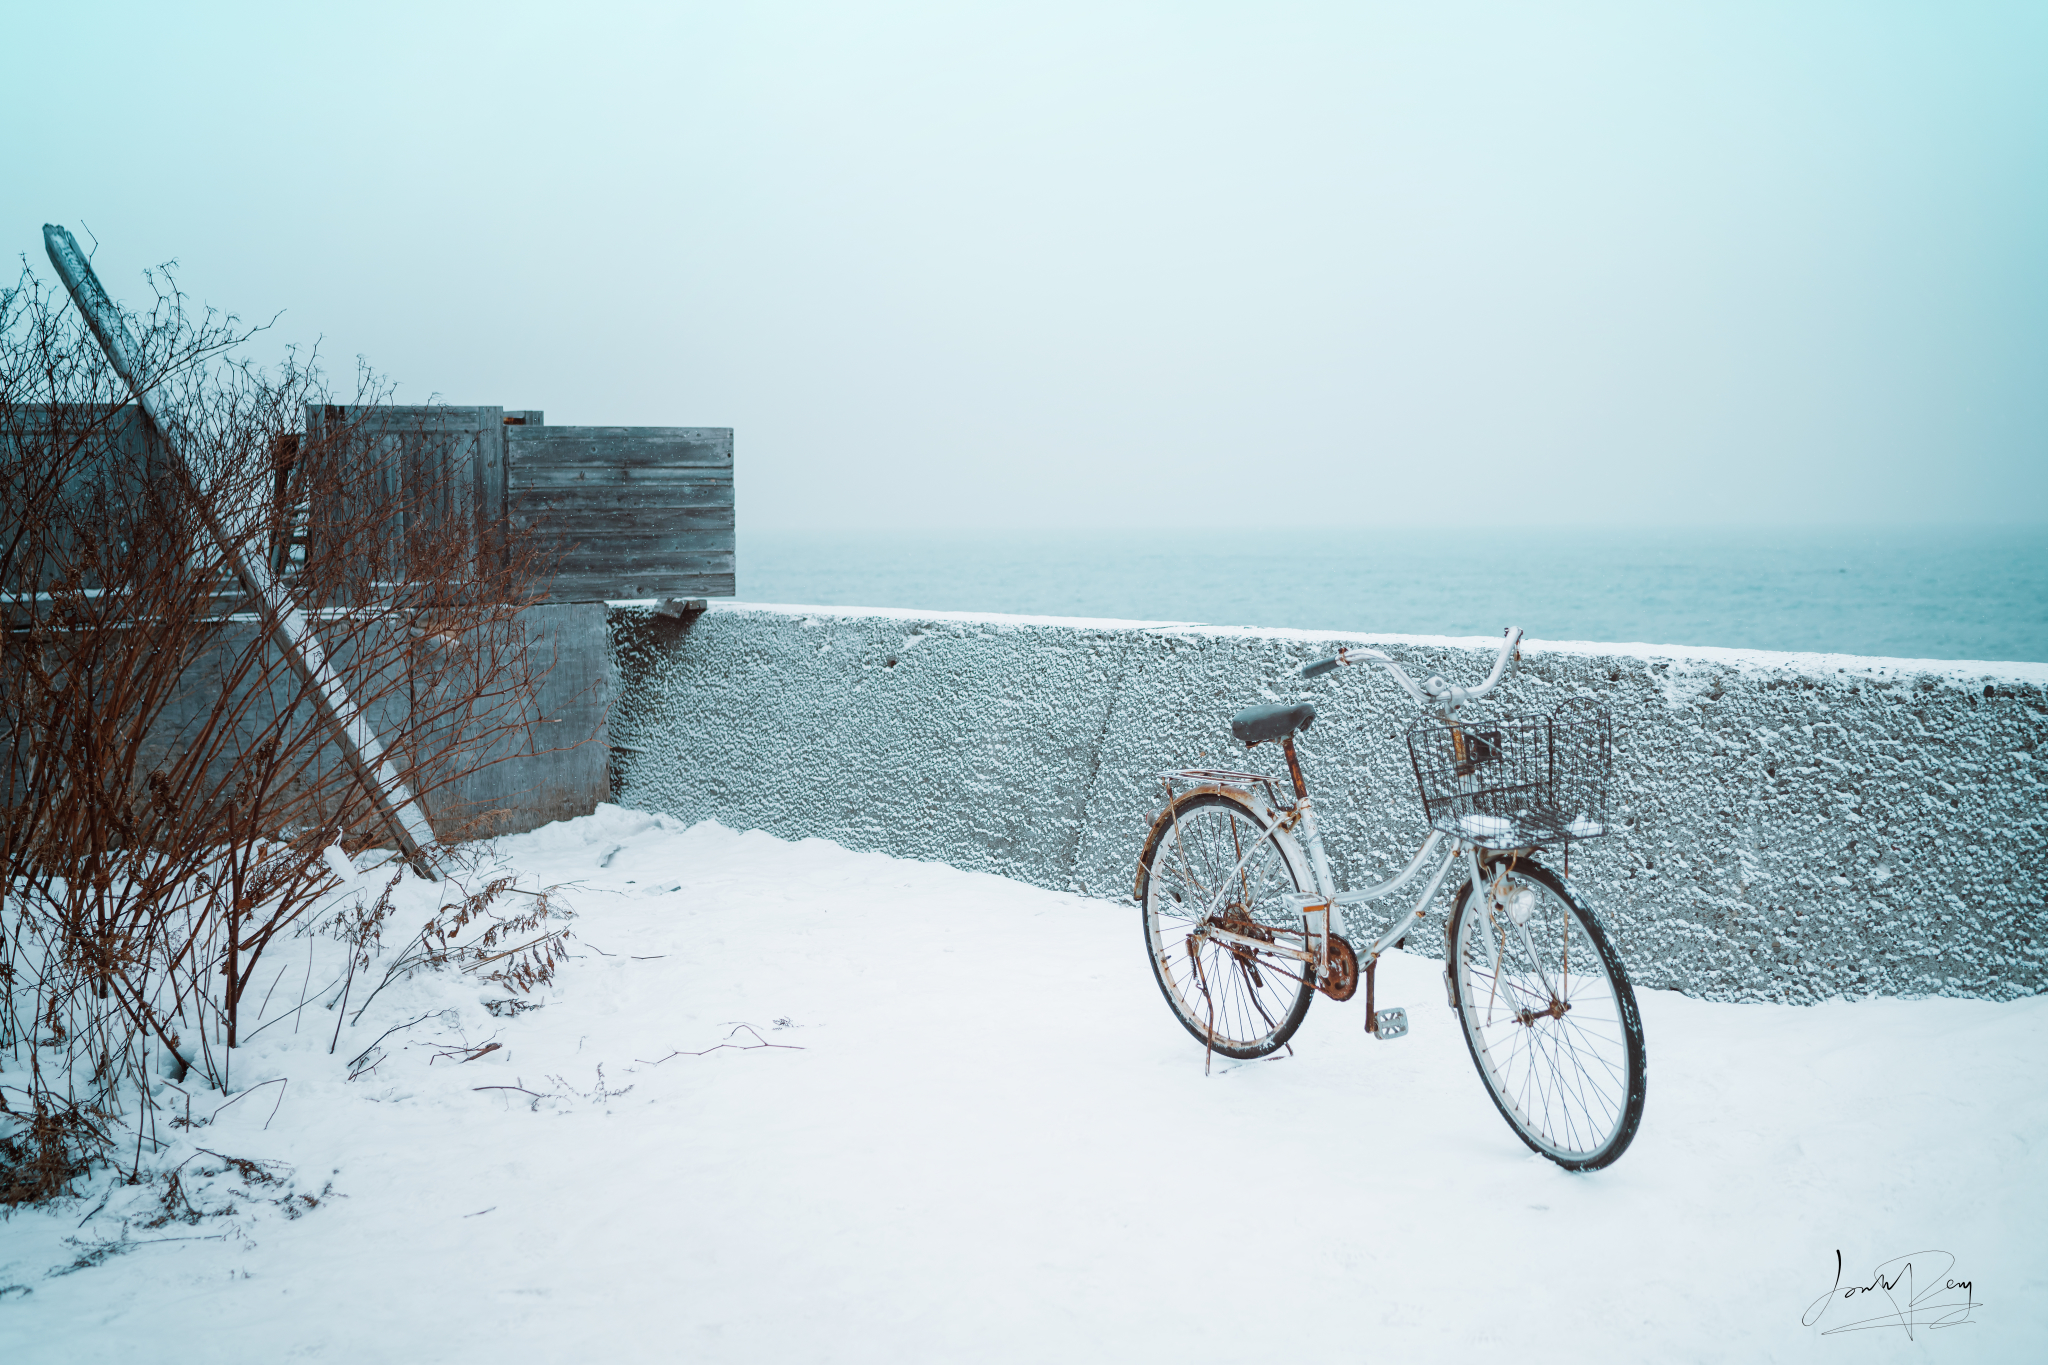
(7, 1, 2044, 530)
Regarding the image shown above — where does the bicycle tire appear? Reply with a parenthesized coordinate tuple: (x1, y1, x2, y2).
(1137, 790, 1316, 1059)
(1446, 859, 1646, 1169)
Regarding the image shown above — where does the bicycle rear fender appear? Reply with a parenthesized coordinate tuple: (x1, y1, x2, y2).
(1133, 783, 1311, 905)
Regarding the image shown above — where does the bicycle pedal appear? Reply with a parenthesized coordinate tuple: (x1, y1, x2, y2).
(1372, 1007, 1409, 1041)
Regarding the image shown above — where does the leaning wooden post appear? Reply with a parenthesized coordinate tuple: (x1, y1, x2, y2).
(42, 223, 439, 878)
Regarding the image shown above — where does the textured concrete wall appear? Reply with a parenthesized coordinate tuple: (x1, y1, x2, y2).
(608, 603, 2048, 1003)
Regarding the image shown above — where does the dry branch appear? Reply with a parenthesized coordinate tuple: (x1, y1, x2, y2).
(0, 251, 566, 1203)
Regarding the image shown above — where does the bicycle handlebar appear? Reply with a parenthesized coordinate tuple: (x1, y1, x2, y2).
(1469, 625, 1525, 696)
(1295, 627, 1525, 711)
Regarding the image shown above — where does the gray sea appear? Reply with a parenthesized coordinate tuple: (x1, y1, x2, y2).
(741, 526, 2048, 664)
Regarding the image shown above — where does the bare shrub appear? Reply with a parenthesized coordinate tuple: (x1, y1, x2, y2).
(0, 253, 573, 1205)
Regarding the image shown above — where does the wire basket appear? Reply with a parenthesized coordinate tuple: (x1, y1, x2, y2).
(1405, 698, 1613, 848)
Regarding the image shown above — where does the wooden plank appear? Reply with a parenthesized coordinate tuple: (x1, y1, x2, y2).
(530, 526, 736, 555)
(547, 543, 736, 569)
(513, 454, 732, 474)
(343, 405, 507, 434)
(512, 510, 734, 536)
(520, 482, 737, 509)
(304, 405, 511, 587)
(511, 467, 734, 488)
(513, 489, 734, 515)
(556, 565, 735, 588)
(510, 469, 736, 495)
(508, 424, 729, 448)
(443, 429, 480, 568)
(507, 426, 732, 467)
(1, 404, 166, 598)
(549, 553, 734, 574)
(486, 413, 538, 560)
(477, 422, 504, 569)
(539, 534, 736, 562)
(512, 486, 732, 520)
(542, 537, 734, 563)
(521, 525, 735, 551)
(510, 463, 735, 483)
(505, 424, 736, 602)
(518, 449, 731, 470)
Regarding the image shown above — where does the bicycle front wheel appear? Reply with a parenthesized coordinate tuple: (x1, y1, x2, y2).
(1138, 791, 1315, 1059)
(1447, 860, 1646, 1170)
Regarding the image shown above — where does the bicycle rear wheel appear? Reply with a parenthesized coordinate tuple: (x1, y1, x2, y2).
(1138, 791, 1315, 1059)
(1447, 859, 1646, 1169)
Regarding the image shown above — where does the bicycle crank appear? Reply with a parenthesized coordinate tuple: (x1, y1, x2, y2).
(1315, 933, 1359, 1001)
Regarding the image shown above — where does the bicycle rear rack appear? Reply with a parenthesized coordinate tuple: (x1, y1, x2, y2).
(1156, 768, 1285, 807)
(1156, 767, 1268, 786)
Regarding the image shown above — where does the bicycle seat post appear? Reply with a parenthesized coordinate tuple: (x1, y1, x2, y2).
(1279, 735, 1310, 804)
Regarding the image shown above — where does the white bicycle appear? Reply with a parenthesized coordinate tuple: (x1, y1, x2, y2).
(1135, 628, 1647, 1171)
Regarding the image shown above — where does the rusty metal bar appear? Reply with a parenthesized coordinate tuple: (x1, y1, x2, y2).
(42, 224, 439, 878)
(1279, 734, 1310, 801)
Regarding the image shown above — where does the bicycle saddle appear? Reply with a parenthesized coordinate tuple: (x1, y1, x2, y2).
(1230, 701, 1315, 747)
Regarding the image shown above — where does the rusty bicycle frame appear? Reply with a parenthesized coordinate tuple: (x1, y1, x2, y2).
(1142, 628, 1650, 1170)
(1152, 627, 1534, 1029)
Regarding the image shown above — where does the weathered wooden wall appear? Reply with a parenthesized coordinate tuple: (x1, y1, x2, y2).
(1, 404, 167, 599)
(507, 425, 735, 601)
(9, 399, 731, 842)
(295, 406, 735, 604)
(303, 405, 535, 588)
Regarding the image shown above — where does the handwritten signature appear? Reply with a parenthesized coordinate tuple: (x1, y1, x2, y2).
(1802, 1249, 1979, 1338)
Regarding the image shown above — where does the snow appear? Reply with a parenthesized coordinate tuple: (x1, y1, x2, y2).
(611, 599, 2048, 686)
(4, 805, 2044, 1361)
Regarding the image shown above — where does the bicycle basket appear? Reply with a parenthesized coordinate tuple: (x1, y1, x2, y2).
(1404, 697, 1613, 848)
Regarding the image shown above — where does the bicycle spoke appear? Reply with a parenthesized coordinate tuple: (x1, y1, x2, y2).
(1451, 864, 1644, 1168)
(1143, 794, 1314, 1059)
(1142, 640, 1642, 1166)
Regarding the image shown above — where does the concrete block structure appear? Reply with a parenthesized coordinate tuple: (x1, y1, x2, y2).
(608, 602, 2048, 1003)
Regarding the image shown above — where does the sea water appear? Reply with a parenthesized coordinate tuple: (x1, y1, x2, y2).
(741, 526, 2048, 663)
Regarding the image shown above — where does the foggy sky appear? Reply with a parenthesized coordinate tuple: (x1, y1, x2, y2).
(7, 1, 2044, 531)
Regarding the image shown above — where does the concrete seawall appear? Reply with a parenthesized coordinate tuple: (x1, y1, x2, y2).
(607, 603, 2048, 1003)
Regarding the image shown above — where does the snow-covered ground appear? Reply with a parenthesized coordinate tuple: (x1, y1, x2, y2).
(4, 806, 2043, 1362)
